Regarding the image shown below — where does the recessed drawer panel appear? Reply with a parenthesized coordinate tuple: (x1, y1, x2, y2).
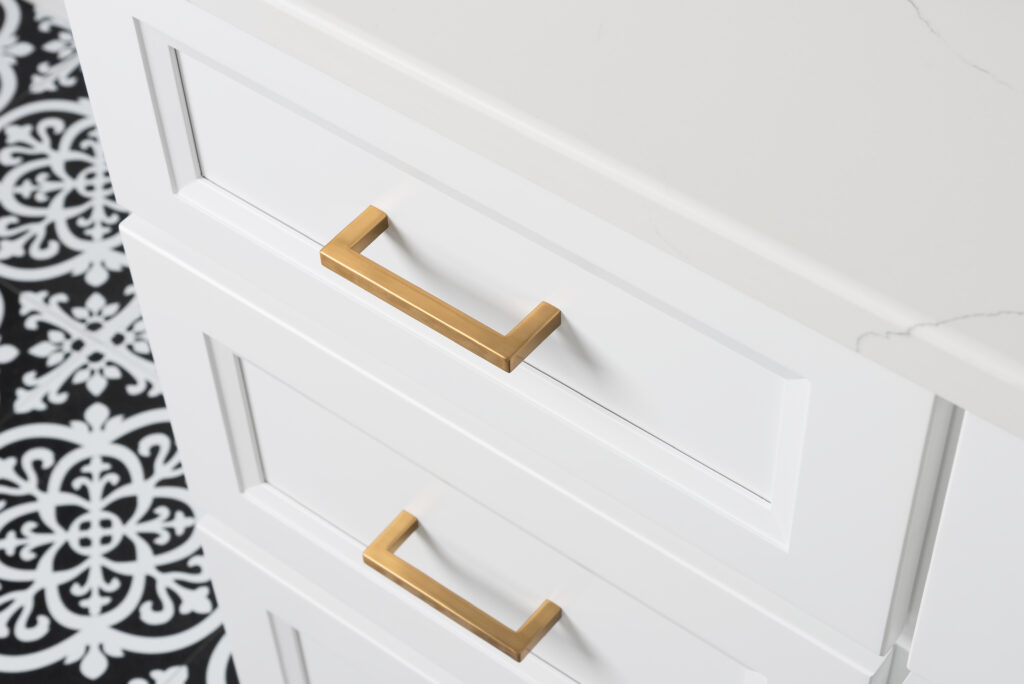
(176, 51, 793, 502)
(201, 520, 553, 684)
(230, 359, 760, 684)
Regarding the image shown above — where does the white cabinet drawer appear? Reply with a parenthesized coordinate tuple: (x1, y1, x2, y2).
(175, 47, 789, 501)
(70, 0, 950, 655)
(124, 213, 898, 683)
(230, 359, 754, 682)
(200, 519, 562, 684)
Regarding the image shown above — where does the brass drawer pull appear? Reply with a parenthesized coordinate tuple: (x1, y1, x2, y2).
(363, 511, 562, 661)
(320, 206, 561, 372)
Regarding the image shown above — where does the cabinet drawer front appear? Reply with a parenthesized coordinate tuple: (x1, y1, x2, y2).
(123, 214, 887, 683)
(238, 360, 758, 682)
(75, 0, 944, 653)
(202, 501, 756, 684)
(201, 520, 552, 684)
(175, 48, 790, 502)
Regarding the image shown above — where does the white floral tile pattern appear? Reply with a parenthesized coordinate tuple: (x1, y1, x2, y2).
(0, 2, 237, 682)
(0, 403, 219, 679)
(0, 0, 35, 112)
(27, 22, 76, 95)
(14, 285, 159, 414)
(0, 96, 129, 287)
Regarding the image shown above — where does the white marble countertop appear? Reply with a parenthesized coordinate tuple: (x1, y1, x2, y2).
(193, 0, 1024, 437)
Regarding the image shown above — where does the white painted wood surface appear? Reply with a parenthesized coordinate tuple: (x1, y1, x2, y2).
(201, 519, 521, 684)
(184, 0, 1024, 440)
(907, 415, 1024, 684)
(903, 675, 932, 684)
(63, 0, 1022, 680)
(68, 0, 946, 652)
(242, 358, 760, 684)
(177, 49, 795, 503)
(121, 214, 892, 683)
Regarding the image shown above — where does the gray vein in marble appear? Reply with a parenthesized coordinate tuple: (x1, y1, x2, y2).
(904, 0, 1018, 92)
(855, 310, 1024, 352)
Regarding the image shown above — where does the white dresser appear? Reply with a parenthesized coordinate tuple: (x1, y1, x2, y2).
(65, 1, 1024, 682)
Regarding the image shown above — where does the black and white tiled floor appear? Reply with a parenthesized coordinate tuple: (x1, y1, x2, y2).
(0, 1, 237, 681)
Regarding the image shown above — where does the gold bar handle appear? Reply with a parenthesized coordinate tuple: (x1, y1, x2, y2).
(363, 511, 562, 662)
(320, 206, 561, 372)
